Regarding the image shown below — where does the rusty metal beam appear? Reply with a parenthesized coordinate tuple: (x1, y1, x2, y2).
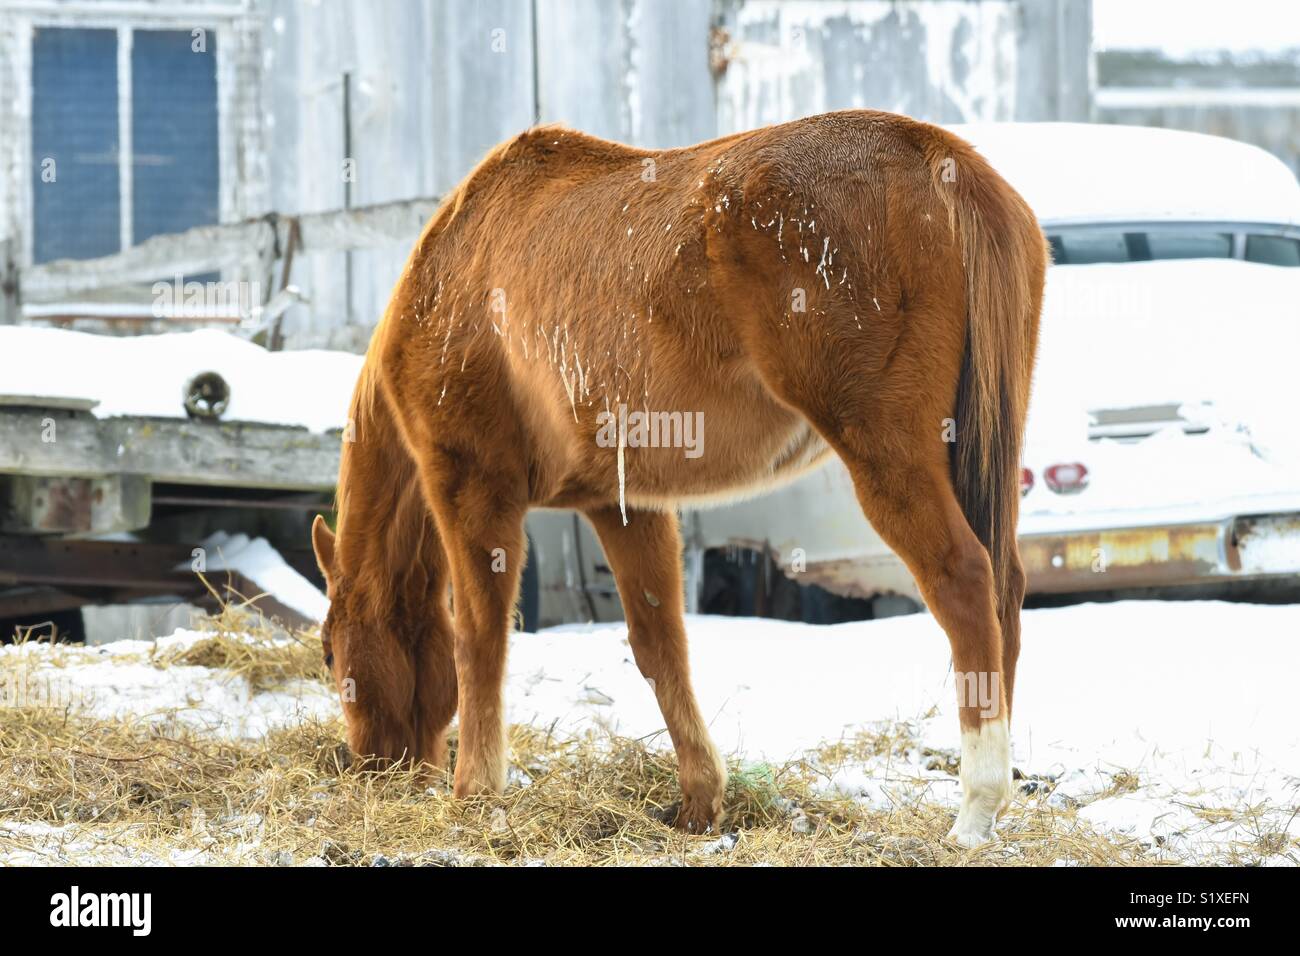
(0, 474, 151, 534)
(0, 586, 93, 618)
(0, 537, 199, 591)
(0, 536, 318, 630)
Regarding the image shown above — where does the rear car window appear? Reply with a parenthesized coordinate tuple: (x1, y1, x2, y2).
(1244, 234, 1300, 266)
(1049, 229, 1239, 264)
(1142, 231, 1233, 260)
(1049, 232, 1129, 264)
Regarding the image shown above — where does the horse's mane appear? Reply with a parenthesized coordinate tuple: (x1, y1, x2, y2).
(334, 373, 441, 616)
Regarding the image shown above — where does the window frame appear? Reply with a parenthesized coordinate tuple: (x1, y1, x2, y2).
(1, 1, 262, 276)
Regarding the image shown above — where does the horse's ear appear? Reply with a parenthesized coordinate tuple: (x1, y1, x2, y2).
(311, 514, 336, 585)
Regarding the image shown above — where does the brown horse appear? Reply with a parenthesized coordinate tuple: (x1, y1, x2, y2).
(310, 109, 1046, 847)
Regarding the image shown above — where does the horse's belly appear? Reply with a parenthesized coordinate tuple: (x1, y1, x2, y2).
(517, 342, 832, 509)
(626, 418, 833, 509)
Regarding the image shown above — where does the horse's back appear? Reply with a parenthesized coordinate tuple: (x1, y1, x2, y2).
(374, 111, 1030, 511)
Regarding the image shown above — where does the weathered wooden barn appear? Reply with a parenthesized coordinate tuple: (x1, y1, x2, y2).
(0, 0, 1099, 638)
(1097, 46, 1300, 176)
(1, 0, 1093, 349)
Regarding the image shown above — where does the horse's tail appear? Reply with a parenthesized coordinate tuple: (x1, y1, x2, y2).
(928, 134, 1047, 617)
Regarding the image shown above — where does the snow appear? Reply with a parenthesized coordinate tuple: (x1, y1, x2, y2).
(4, 601, 1297, 863)
(1019, 259, 1300, 529)
(946, 123, 1300, 227)
(0, 627, 336, 738)
(1093, 0, 1300, 57)
(0, 821, 221, 867)
(1035, 260, 1300, 432)
(193, 531, 329, 622)
(516, 605, 1299, 779)
(510, 601, 1300, 861)
(1097, 87, 1300, 109)
(0, 326, 361, 433)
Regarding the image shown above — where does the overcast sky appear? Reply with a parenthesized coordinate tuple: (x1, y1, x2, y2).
(1093, 0, 1300, 55)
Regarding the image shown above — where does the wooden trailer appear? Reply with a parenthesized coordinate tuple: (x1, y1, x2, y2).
(0, 395, 341, 633)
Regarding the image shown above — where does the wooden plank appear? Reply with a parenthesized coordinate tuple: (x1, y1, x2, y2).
(713, 0, 1026, 132)
(0, 586, 93, 619)
(430, 0, 535, 193)
(0, 409, 341, 491)
(293, 197, 443, 253)
(0, 394, 99, 411)
(21, 197, 443, 304)
(23, 218, 275, 303)
(1016, 0, 1094, 121)
(535, 0, 714, 149)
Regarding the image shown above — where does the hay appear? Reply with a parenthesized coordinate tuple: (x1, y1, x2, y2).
(0, 716, 1156, 867)
(0, 612, 1179, 866)
(154, 605, 327, 692)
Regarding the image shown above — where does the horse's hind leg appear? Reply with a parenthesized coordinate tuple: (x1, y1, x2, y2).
(751, 365, 1011, 844)
(841, 452, 1012, 846)
(583, 506, 726, 831)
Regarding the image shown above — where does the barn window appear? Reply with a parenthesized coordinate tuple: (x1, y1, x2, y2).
(30, 27, 121, 263)
(30, 26, 219, 264)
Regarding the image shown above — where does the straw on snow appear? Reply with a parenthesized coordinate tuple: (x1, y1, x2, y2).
(0, 616, 1176, 867)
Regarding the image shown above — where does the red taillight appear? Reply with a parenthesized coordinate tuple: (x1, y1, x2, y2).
(1044, 462, 1089, 494)
(1019, 467, 1034, 497)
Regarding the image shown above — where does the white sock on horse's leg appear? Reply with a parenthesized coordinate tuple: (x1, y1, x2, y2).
(949, 717, 1012, 848)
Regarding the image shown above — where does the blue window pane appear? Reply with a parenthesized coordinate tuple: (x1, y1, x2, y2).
(31, 28, 121, 263)
(131, 30, 219, 244)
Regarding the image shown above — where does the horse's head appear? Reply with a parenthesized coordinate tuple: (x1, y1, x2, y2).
(311, 514, 421, 765)
(311, 514, 354, 709)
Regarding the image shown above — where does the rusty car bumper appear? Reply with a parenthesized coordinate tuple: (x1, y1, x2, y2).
(1020, 513, 1300, 594)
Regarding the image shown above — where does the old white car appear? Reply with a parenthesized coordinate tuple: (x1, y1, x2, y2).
(526, 124, 1300, 626)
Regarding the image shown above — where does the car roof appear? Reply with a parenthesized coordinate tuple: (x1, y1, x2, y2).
(944, 122, 1300, 229)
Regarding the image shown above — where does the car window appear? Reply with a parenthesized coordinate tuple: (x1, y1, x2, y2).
(1244, 234, 1300, 266)
(1050, 232, 1130, 264)
(1142, 231, 1233, 260)
(1049, 229, 1236, 264)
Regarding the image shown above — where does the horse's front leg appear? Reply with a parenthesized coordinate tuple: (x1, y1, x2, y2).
(423, 479, 526, 798)
(584, 506, 726, 832)
(412, 589, 458, 773)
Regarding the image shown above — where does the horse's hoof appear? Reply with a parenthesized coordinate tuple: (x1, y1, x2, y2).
(452, 768, 506, 799)
(674, 794, 722, 834)
(946, 820, 995, 848)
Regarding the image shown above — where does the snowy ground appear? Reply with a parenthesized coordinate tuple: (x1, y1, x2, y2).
(2, 600, 1296, 866)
